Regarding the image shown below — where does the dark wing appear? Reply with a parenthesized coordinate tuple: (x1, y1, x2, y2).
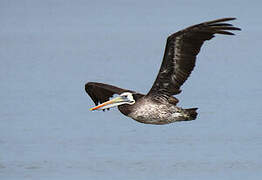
(85, 82, 137, 105)
(148, 17, 241, 97)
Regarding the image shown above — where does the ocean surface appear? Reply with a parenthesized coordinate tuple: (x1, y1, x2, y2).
(1, 0, 262, 179)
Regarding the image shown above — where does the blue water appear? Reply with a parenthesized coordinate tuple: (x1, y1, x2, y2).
(1, 0, 262, 179)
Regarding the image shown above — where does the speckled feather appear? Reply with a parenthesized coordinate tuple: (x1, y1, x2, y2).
(118, 96, 197, 124)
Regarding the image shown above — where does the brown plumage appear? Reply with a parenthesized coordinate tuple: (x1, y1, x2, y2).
(148, 17, 240, 97)
(85, 18, 240, 124)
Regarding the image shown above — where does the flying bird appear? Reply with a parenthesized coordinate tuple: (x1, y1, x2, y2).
(85, 18, 240, 125)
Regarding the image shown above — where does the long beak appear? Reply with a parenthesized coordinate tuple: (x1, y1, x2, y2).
(90, 96, 127, 111)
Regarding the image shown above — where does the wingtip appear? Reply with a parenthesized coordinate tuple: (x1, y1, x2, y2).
(221, 17, 237, 21)
(228, 17, 237, 20)
(205, 17, 239, 25)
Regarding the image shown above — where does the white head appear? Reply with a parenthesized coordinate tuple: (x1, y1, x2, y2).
(90, 92, 135, 111)
(119, 92, 135, 105)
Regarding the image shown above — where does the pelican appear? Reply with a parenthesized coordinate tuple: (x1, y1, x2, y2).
(85, 18, 240, 125)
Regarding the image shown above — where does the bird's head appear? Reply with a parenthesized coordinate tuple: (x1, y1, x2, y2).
(90, 92, 135, 111)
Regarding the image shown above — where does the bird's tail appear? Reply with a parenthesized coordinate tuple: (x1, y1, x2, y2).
(184, 108, 198, 120)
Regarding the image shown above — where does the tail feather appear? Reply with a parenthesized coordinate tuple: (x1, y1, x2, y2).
(185, 108, 198, 120)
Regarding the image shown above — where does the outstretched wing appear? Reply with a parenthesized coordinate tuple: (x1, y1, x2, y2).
(85, 82, 136, 105)
(148, 17, 240, 97)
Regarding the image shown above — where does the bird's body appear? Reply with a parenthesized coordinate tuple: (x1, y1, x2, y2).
(118, 95, 197, 124)
(85, 18, 240, 125)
